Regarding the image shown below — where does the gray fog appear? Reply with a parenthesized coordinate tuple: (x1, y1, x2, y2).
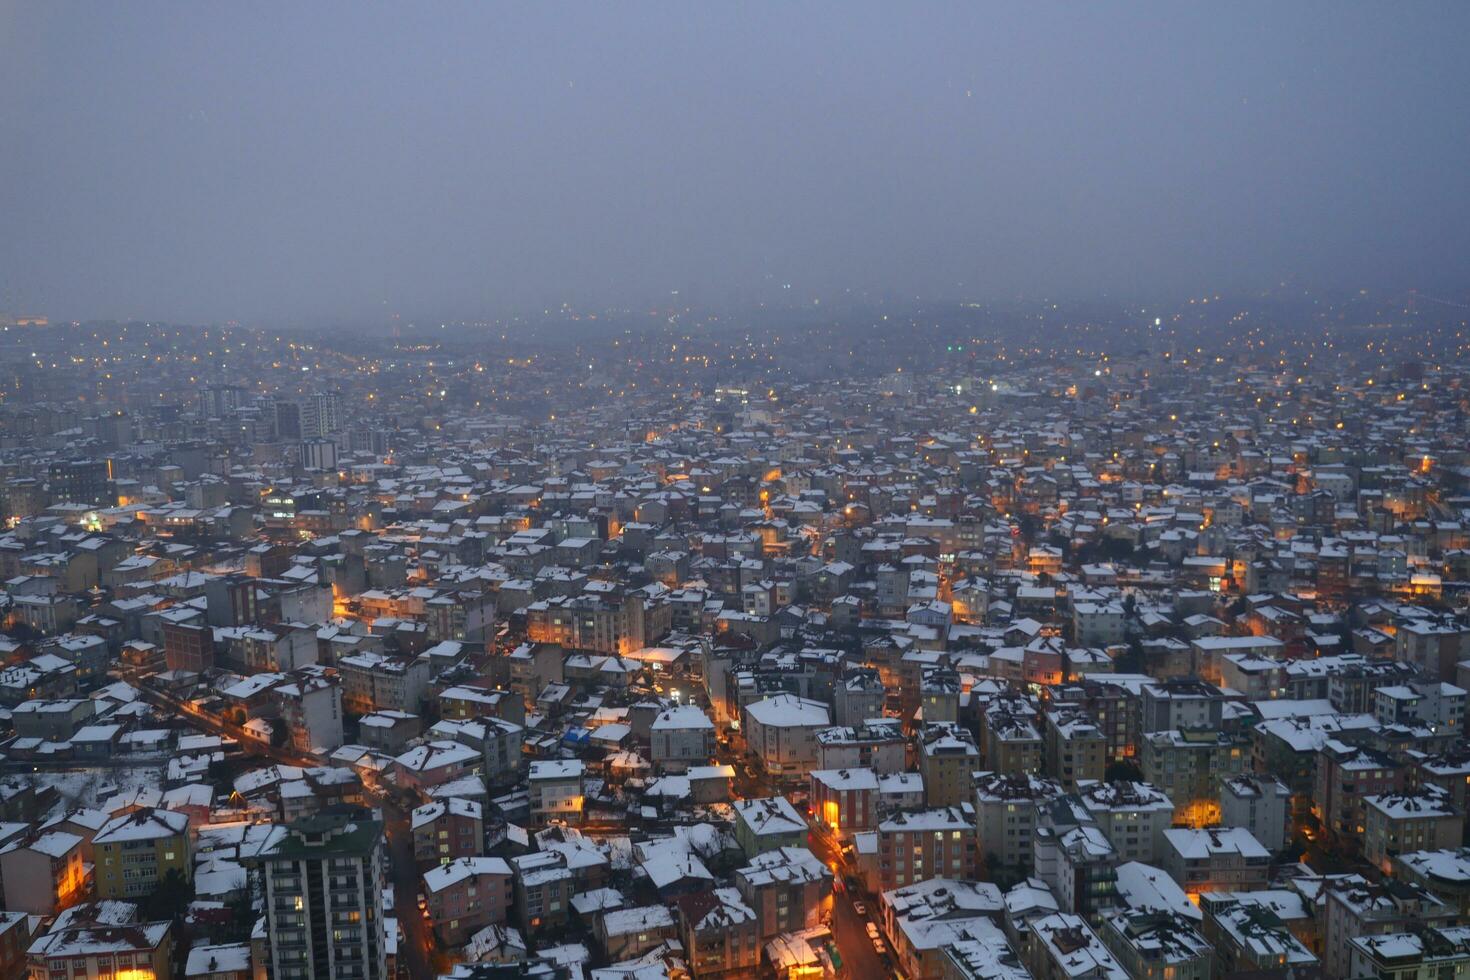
(2, 2, 1467, 326)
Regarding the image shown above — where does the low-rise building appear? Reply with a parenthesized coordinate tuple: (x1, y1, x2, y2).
(880, 877, 1005, 980)
(394, 740, 483, 793)
(357, 710, 422, 752)
(338, 652, 430, 715)
(1159, 827, 1269, 899)
(743, 694, 830, 779)
(12, 698, 94, 741)
(1139, 729, 1248, 828)
(1100, 909, 1214, 980)
(1349, 926, 1470, 980)
(676, 887, 760, 978)
(816, 721, 907, 774)
(941, 935, 1030, 980)
(871, 805, 977, 891)
(733, 846, 831, 940)
(1322, 875, 1457, 979)
(973, 771, 1065, 870)
(527, 760, 585, 823)
(423, 856, 514, 946)
(0, 830, 87, 914)
(733, 797, 807, 858)
(1218, 774, 1290, 853)
(1199, 895, 1318, 975)
(185, 942, 252, 980)
(1364, 789, 1462, 874)
(1077, 780, 1175, 865)
(595, 904, 677, 962)
(0, 912, 30, 980)
(1043, 709, 1107, 791)
(833, 668, 886, 727)
(93, 807, 192, 900)
(511, 851, 576, 935)
(809, 767, 878, 840)
(920, 723, 981, 807)
(412, 798, 484, 865)
(1113, 861, 1202, 922)
(1314, 739, 1403, 853)
(27, 919, 173, 980)
(650, 704, 716, 773)
(1032, 805, 1119, 919)
(430, 716, 525, 785)
(1025, 913, 1128, 980)
(982, 711, 1043, 778)
(1396, 848, 1470, 915)
(273, 670, 345, 754)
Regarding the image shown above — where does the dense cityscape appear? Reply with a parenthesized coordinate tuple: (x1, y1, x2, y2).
(0, 292, 1465, 979)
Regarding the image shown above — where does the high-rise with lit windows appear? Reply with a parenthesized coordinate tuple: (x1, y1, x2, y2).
(243, 812, 387, 980)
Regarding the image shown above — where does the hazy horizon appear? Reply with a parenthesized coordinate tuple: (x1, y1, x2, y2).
(3, 2, 1468, 327)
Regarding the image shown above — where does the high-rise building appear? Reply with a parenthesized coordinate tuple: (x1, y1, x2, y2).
(301, 438, 338, 471)
(47, 458, 112, 506)
(275, 399, 303, 440)
(84, 411, 131, 449)
(197, 383, 247, 419)
(243, 812, 388, 980)
(301, 391, 342, 438)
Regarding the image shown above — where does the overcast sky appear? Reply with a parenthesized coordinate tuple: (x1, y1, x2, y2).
(2, 2, 1467, 326)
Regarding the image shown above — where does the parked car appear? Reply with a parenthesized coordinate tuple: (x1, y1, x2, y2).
(853, 901, 867, 916)
(865, 923, 880, 940)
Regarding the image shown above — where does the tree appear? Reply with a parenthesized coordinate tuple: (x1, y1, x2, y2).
(208, 754, 237, 790)
(143, 868, 191, 922)
(1105, 759, 1144, 783)
(982, 851, 1023, 891)
(1112, 638, 1144, 676)
(229, 892, 256, 939)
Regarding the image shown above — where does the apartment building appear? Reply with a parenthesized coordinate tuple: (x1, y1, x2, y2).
(1043, 708, 1107, 790)
(93, 807, 192, 900)
(423, 856, 514, 945)
(1160, 828, 1270, 898)
(241, 813, 388, 980)
(411, 798, 484, 865)
(1077, 780, 1175, 864)
(1364, 790, 1462, 874)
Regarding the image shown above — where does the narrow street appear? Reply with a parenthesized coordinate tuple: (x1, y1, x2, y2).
(716, 725, 893, 980)
(805, 825, 892, 979)
(829, 889, 889, 980)
(381, 796, 439, 980)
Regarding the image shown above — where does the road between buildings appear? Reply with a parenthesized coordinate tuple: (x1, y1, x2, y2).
(381, 796, 438, 980)
(806, 827, 893, 980)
